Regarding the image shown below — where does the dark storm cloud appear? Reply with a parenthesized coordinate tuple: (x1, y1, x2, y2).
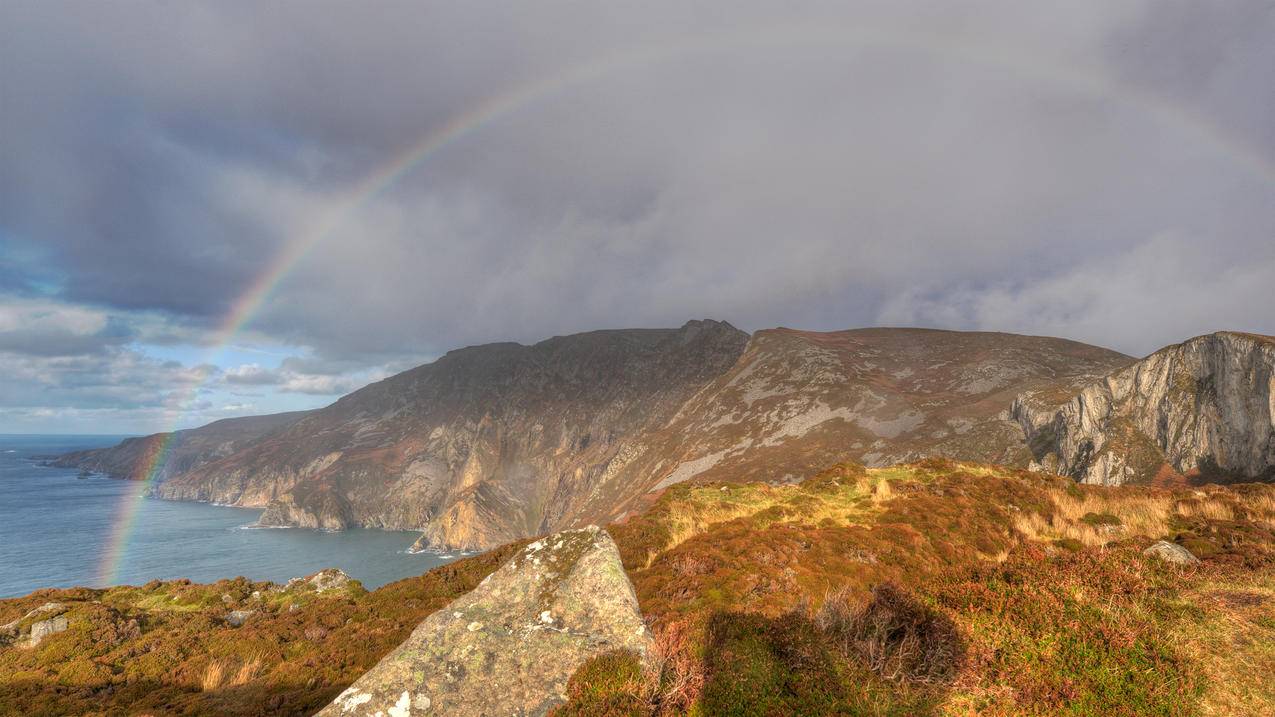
(1, 0, 1272, 412)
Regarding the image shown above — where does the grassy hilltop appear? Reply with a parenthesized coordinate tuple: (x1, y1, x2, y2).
(2, 460, 1273, 716)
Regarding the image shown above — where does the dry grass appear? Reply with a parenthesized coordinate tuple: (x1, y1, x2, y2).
(1176, 496, 1236, 521)
(199, 654, 263, 692)
(200, 659, 228, 692)
(1174, 575, 1275, 716)
(231, 655, 264, 687)
(638, 472, 875, 566)
(1008, 480, 1275, 561)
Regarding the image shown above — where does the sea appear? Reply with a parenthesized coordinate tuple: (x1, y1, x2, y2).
(0, 434, 462, 599)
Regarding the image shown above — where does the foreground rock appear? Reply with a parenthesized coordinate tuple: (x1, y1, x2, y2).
(1015, 332, 1275, 485)
(318, 526, 649, 717)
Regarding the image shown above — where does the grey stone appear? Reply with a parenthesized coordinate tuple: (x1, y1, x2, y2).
(225, 610, 256, 627)
(308, 568, 352, 593)
(1144, 540, 1200, 565)
(317, 525, 650, 717)
(26, 616, 69, 647)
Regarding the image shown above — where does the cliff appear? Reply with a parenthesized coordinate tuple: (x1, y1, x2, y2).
(156, 320, 751, 547)
(1014, 331, 1275, 485)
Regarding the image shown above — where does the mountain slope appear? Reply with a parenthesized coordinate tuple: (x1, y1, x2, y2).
(1014, 331, 1275, 485)
(156, 320, 751, 546)
(48, 411, 310, 482)
(580, 327, 1132, 526)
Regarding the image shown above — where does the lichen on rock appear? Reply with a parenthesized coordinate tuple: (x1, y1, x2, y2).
(316, 525, 649, 717)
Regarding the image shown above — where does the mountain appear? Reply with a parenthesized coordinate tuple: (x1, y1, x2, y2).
(111, 323, 1125, 550)
(47, 411, 310, 482)
(155, 320, 751, 546)
(1014, 331, 1275, 485)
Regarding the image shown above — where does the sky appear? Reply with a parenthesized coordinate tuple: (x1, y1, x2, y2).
(1, 1, 1272, 434)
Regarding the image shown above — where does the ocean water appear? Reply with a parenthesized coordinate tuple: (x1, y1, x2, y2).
(0, 435, 462, 599)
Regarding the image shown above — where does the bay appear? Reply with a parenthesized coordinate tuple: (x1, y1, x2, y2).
(0, 435, 460, 599)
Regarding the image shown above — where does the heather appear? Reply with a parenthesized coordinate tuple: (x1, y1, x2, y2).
(3, 461, 1274, 715)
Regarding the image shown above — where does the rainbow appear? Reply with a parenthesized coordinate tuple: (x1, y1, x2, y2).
(93, 22, 1275, 586)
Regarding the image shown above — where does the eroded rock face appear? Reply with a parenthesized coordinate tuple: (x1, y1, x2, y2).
(1015, 332, 1275, 485)
(317, 526, 649, 717)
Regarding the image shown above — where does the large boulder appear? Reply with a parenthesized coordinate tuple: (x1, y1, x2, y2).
(1143, 540, 1200, 565)
(318, 525, 649, 717)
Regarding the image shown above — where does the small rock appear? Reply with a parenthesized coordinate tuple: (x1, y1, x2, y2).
(307, 568, 352, 593)
(1144, 540, 1200, 565)
(225, 610, 256, 627)
(26, 615, 69, 647)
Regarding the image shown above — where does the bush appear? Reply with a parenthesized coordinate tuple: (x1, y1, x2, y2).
(815, 582, 963, 685)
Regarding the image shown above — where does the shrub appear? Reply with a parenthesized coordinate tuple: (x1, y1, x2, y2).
(815, 582, 963, 685)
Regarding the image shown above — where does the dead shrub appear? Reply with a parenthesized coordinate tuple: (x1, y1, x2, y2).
(815, 582, 963, 685)
(640, 619, 703, 713)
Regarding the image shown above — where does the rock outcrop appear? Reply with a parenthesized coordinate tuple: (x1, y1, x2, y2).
(1, 602, 69, 648)
(317, 526, 649, 717)
(1015, 332, 1275, 485)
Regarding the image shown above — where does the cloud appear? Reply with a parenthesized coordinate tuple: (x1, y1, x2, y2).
(223, 359, 387, 395)
(224, 363, 281, 386)
(877, 234, 1275, 355)
(0, 298, 134, 356)
(0, 1, 1272, 430)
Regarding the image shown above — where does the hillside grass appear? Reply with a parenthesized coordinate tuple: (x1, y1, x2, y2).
(2, 460, 1273, 716)
(0, 541, 526, 716)
(574, 459, 1275, 716)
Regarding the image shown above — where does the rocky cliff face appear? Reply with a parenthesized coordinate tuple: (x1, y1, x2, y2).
(317, 526, 649, 717)
(156, 320, 750, 547)
(1014, 332, 1275, 485)
(48, 411, 309, 482)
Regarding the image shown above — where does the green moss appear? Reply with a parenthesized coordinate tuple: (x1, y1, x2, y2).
(1080, 512, 1122, 527)
(551, 650, 649, 717)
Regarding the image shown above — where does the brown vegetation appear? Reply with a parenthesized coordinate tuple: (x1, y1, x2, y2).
(4, 459, 1275, 716)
